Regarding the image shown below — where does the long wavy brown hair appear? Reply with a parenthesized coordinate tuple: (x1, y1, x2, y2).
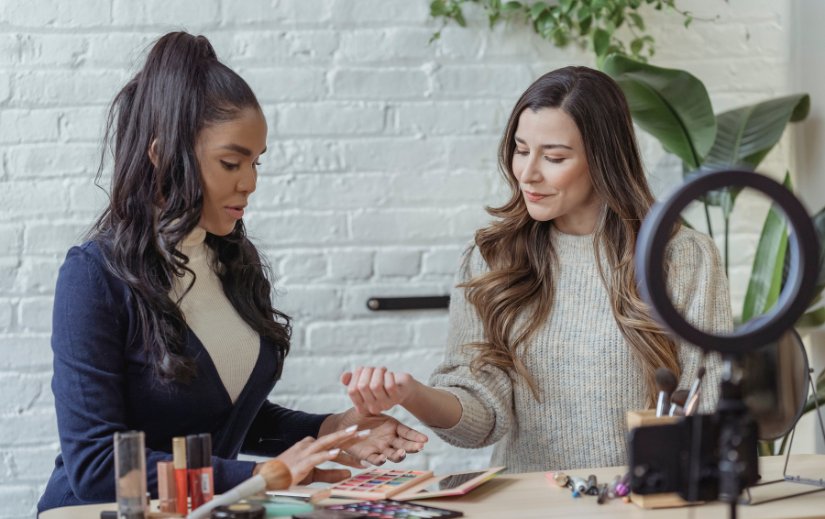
(463, 66, 679, 406)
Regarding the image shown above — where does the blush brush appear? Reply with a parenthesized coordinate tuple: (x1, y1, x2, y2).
(655, 367, 678, 418)
(684, 366, 707, 416)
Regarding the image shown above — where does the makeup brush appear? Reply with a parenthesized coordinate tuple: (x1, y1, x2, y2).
(655, 367, 678, 417)
(684, 366, 706, 416)
(669, 389, 689, 416)
(671, 389, 689, 407)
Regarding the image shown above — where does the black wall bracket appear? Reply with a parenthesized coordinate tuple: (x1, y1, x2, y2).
(366, 296, 450, 311)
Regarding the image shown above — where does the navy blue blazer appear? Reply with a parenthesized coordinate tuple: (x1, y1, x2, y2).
(38, 240, 329, 513)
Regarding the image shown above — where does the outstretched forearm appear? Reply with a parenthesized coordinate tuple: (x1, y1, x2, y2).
(403, 380, 463, 430)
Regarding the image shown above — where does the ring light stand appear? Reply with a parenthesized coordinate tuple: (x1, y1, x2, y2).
(630, 170, 821, 518)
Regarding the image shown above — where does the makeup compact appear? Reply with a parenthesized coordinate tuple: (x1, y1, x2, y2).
(210, 503, 265, 519)
(246, 496, 314, 517)
(329, 469, 433, 500)
(394, 467, 505, 500)
(325, 499, 463, 518)
(329, 467, 504, 501)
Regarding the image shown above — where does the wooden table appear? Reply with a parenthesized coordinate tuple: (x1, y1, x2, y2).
(41, 455, 825, 519)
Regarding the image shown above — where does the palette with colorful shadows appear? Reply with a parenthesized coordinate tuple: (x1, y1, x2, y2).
(326, 499, 463, 518)
(330, 470, 434, 500)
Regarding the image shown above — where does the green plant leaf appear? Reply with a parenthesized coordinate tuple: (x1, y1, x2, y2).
(758, 440, 774, 457)
(703, 94, 810, 172)
(697, 96, 809, 219)
(801, 390, 825, 416)
(536, 11, 555, 36)
(579, 14, 593, 34)
(797, 306, 825, 328)
(554, 30, 570, 46)
(430, 0, 446, 17)
(531, 1, 549, 20)
(602, 54, 717, 168)
(454, 9, 467, 26)
(629, 11, 645, 30)
(742, 172, 793, 322)
(559, 0, 575, 13)
(592, 28, 611, 57)
(784, 205, 825, 324)
(630, 37, 644, 55)
(501, 1, 523, 12)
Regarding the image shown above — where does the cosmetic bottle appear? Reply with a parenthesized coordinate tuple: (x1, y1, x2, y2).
(199, 433, 214, 503)
(114, 431, 148, 519)
(157, 460, 177, 512)
(187, 435, 204, 509)
(173, 437, 188, 514)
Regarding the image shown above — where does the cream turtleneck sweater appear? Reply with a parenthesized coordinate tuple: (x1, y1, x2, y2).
(429, 225, 731, 473)
(170, 227, 260, 403)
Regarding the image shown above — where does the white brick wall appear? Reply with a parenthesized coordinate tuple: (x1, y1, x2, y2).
(0, 1, 797, 516)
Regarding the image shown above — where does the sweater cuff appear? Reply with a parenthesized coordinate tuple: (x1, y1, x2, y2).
(427, 387, 494, 448)
(303, 413, 332, 439)
(213, 457, 256, 494)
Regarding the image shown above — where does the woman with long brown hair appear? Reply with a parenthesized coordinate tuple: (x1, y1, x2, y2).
(342, 66, 731, 473)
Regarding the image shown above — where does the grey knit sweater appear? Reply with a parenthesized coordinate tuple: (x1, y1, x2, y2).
(428, 225, 731, 473)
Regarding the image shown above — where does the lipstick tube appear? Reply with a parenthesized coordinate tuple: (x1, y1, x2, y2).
(199, 433, 214, 503)
(187, 435, 204, 510)
(173, 437, 188, 514)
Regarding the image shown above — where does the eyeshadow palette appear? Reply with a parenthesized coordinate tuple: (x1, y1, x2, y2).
(329, 469, 434, 500)
(326, 499, 463, 518)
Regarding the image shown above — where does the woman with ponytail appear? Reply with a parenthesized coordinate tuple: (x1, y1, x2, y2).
(342, 67, 731, 473)
(38, 32, 426, 513)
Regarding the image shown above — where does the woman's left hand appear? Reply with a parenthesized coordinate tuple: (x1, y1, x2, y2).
(322, 409, 429, 466)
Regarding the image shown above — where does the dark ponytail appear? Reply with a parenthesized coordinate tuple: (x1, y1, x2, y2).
(89, 32, 290, 383)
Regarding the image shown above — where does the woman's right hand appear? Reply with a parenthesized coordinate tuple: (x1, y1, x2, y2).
(341, 366, 418, 415)
(253, 425, 368, 488)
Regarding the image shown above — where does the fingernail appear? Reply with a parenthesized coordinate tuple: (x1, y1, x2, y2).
(361, 461, 371, 467)
(357, 429, 370, 437)
(399, 449, 406, 458)
(345, 425, 357, 433)
(329, 448, 340, 456)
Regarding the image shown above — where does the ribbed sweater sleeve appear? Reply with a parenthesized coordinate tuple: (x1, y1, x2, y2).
(427, 245, 515, 449)
(665, 228, 732, 413)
